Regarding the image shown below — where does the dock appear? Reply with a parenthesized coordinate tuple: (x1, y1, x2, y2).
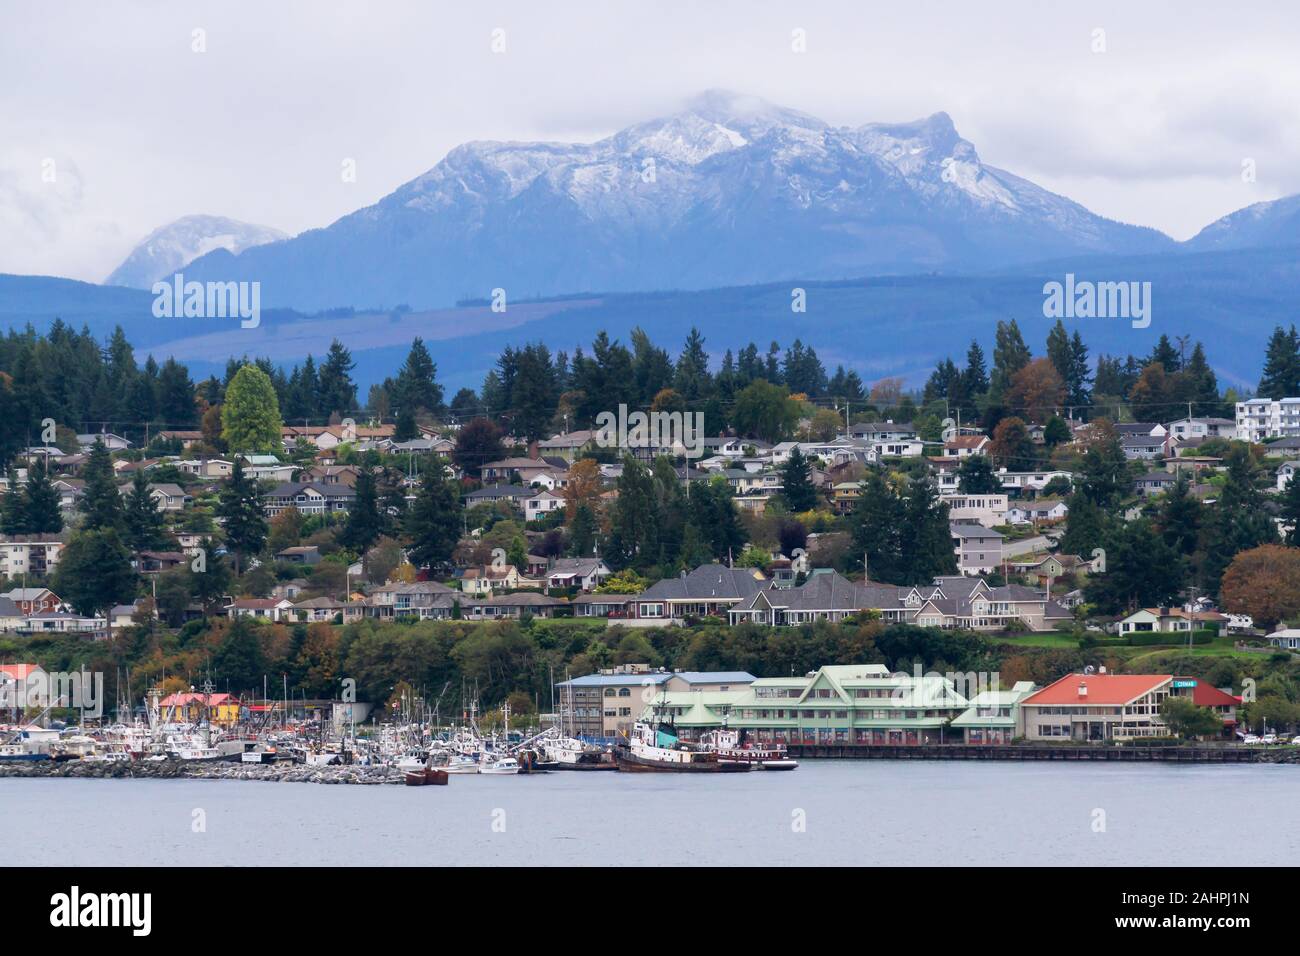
(787, 744, 1269, 762)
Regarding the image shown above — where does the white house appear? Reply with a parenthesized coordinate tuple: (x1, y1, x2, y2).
(524, 489, 566, 521)
(945, 494, 1008, 528)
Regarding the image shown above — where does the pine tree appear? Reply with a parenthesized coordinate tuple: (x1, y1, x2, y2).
(957, 454, 1001, 494)
(404, 469, 461, 569)
(780, 447, 818, 512)
(1257, 325, 1300, 399)
(339, 467, 383, 553)
(51, 527, 136, 615)
(849, 470, 903, 583)
(898, 476, 957, 583)
(1279, 471, 1300, 547)
(216, 459, 267, 573)
(568, 504, 597, 557)
(317, 340, 358, 418)
(392, 337, 443, 417)
(21, 463, 61, 535)
(80, 438, 125, 533)
(123, 468, 166, 551)
(1, 467, 27, 534)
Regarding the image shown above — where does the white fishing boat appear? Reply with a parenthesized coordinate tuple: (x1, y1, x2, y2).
(477, 757, 521, 775)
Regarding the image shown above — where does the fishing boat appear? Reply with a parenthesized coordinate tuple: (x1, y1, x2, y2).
(404, 767, 449, 786)
(0, 743, 50, 763)
(697, 728, 798, 770)
(478, 757, 521, 775)
(615, 721, 751, 773)
(542, 734, 617, 770)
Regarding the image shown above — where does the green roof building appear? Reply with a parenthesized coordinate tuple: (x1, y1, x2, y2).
(645, 663, 972, 747)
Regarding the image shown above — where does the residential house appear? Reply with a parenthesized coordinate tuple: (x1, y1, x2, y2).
(946, 493, 1008, 528)
(367, 580, 460, 619)
(290, 597, 367, 624)
(943, 435, 989, 458)
(464, 484, 534, 512)
(524, 489, 566, 522)
(465, 591, 565, 620)
(950, 523, 1004, 574)
(1005, 498, 1069, 526)
(176, 458, 234, 479)
(545, 557, 611, 592)
(135, 550, 187, 574)
(262, 481, 356, 517)
(1121, 434, 1167, 460)
(1167, 417, 1236, 442)
(459, 564, 520, 596)
(76, 432, 132, 451)
(572, 593, 636, 619)
(1134, 471, 1177, 497)
(1117, 607, 1228, 638)
(538, 430, 598, 462)
(0, 587, 62, 614)
(275, 546, 322, 566)
(1266, 628, 1300, 651)
(225, 598, 295, 622)
(634, 565, 767, 622)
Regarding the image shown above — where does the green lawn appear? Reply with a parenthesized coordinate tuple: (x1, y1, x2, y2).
(995, 632, 1264, 662)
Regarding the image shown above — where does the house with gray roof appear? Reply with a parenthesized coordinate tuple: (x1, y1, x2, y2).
(634, 564, 767, 621)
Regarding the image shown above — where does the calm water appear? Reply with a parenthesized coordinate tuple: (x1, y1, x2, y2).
(5, 761, 1297, 866)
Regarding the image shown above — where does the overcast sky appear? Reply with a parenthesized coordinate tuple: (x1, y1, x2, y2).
(2, 0, 1297, 282)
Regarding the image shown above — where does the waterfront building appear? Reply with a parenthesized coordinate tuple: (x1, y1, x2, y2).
(1017, 673, 1173, 741)
(950, 681, 1036, 744)
(644, 664, 970, 746)
(633, 564, 766, 621)
(556, 665, 756, 739)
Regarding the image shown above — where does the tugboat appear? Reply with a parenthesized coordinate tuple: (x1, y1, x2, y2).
(615, 720, 751, 773)
(698, 728, 798, 770)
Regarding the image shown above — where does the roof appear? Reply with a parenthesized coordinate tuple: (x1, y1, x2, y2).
(161, 692, 237, 706)
(1023, 673, 1172, 706)
(0, 663, 43, 680)
(1186, 681, 1239, 707)
(557, 672, 674, 688)
(674, 671, 755, 685)
(638, 564, 767, 603)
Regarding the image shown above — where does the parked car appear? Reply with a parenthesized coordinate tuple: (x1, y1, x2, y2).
(1291, 736, 1300, 745)
(1261, 733, 1280, 744)
(1241, 734, 1261, 744)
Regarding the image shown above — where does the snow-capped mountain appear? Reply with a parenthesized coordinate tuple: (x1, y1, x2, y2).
(1184, 193, 1300, 252)
(181, 90, 1174, 310)
(105, 214, 288, 289)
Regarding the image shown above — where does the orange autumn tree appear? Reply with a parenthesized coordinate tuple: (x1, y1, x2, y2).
(1221, 544, 1300, 631)
(1005, 358, 1065, 424)
(562, 457, 603, 519)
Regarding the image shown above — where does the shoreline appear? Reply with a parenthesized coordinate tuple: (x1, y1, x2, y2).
(0, 760, 406, 785)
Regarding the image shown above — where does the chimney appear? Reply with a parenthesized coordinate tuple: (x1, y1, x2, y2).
(1098, 665, 1107, 675)
(528, 440, 539, 459)
(1077, 681, 1088, 699)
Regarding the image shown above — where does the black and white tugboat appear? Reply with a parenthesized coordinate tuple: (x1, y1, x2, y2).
(615, 718, 751, 773)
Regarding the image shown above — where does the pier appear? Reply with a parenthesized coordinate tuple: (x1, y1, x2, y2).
(787, 744, 1275, 762)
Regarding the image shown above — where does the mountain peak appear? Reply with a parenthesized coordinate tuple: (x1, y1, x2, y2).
(106, 214, 287, 289)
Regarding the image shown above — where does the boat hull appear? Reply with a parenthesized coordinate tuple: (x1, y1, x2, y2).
(615, 750, 752, 773)
(404, 768, 449, 786)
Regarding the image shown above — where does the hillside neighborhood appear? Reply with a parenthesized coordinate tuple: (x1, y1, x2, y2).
(3, 320, 1300, 739)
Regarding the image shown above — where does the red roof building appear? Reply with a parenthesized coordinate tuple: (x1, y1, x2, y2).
(1019, 673, 1173, 742)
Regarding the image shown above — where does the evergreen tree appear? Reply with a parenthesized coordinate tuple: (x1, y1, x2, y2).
(849, 470, 904, 583)
(21, 460, 62, 534)
(1156, 476, 1201, 554)
(339, 467, 383, 553)
(674, 328, 712, 401)
(392, 337, 443, 417)
(898, 476, 957, 582)
(1, 467, 27, 534)
(317, 339, 358, 417)
(80, 438, 125, 533)
(216, 459, 267, 573)
(51, 528, 136, 615)
(568, 503, 597, 557)
(393, 405, 419, 443)
(404, 469, 462, 569)
(1280, 471, 1300, 547)
(957, 454, 1001, 494)
(689, 477, 745, 563)
(962, 340, 989, 398)
(1257, 325, 1300, 399)
(123, 468, 166, 550)
(1084, 519, 1185, 614)
(780, 447, 818, 511)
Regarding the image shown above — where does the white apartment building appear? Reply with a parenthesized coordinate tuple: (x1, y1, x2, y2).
(0, 537, 65, 577)
(945, 494, 1008, 528)
(1236, 398, 1300, 442)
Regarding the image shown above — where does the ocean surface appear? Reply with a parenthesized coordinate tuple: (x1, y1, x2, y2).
(5, 761, 1296, 866)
